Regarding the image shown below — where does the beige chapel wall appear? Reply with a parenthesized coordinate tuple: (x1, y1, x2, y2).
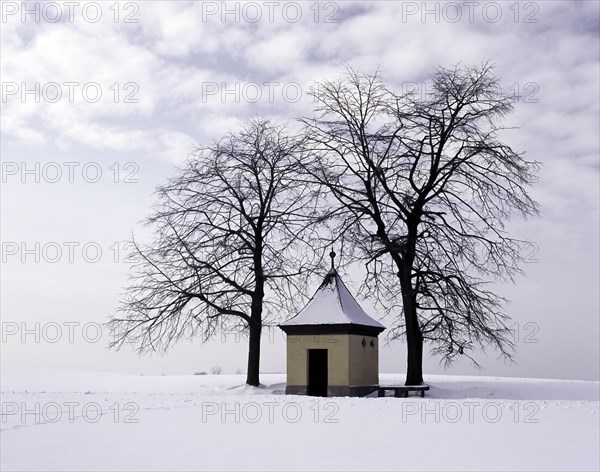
(286, 334, 350, 386)
(348, 334, 379, 386)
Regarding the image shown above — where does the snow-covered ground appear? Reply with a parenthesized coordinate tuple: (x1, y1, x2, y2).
(1, 369, 598, 471)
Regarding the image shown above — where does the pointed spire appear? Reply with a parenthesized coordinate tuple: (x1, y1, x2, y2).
(279, 255, 385, 331)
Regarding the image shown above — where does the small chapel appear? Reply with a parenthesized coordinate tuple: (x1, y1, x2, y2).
(279, 252, 386, 397)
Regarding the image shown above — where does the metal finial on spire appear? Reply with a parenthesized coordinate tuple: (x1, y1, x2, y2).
(329, 249, 336, 270)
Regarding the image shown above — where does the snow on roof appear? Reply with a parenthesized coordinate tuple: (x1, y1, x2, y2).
(280, 269, 385, 328)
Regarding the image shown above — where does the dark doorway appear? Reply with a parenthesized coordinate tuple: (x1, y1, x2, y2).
(307, 349, 328, 397)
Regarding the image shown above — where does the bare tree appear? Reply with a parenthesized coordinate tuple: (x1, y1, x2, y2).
(107, 119, 320, 386)
(302, 64, 540, 385)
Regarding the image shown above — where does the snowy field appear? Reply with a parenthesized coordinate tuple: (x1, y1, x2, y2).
(1, 369, 598, 471)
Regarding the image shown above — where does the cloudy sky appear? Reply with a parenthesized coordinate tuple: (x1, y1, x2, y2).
(1, 1, 598, 381)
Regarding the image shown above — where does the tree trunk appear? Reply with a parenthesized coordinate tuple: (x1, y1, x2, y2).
(398, 224, 424, 386)
(404, 300, 424, 385)
(246, 319, 261, 386)
(246, 248, 264, 387)
(246, 238, 265, 387)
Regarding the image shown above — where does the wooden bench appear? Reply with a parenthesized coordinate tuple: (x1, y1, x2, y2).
(378, 385, 430, 398)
